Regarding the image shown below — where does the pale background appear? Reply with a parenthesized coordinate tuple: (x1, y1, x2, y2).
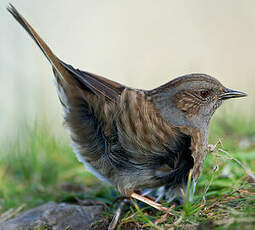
(1, 0, 254, 141)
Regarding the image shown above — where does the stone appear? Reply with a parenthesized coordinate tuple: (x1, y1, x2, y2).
(0, 201, 104, 230)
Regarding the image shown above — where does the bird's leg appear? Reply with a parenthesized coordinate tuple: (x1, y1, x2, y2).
(130, 192, 168, 212)
(108, 198, 130, 230)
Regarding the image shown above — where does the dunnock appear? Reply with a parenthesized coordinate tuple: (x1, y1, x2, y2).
(8, 4, 247, 223)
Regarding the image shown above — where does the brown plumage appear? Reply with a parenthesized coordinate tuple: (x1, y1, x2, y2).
(8, 4, 247, 212)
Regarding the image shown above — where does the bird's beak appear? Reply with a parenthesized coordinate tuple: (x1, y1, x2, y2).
(220, 88, 247, 100)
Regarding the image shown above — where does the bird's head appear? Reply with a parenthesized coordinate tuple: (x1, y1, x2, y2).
(150, 74, 247, 130)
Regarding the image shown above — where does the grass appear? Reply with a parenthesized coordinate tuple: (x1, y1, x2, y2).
(0, 110, 255, 229)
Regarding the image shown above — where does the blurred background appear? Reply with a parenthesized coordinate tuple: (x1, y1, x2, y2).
(1, 0, 255, 142)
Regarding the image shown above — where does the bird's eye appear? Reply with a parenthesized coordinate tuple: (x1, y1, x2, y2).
(200, 90, 210, 98)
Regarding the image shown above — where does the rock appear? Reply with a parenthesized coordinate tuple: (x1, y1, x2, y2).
(0, 201, 104, 230)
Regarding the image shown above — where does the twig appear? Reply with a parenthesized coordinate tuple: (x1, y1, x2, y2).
(218, 148, 255, 180)
(131, 192, 168, 212)
(207, 139, 223, 152)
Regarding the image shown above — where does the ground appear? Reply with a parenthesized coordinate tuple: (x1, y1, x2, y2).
(0, 110, 254, 230)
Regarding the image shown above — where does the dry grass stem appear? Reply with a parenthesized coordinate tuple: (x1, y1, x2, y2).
(218, 148, 255, 180)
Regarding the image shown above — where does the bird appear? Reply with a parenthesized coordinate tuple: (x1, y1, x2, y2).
(8, 3, 247, 224)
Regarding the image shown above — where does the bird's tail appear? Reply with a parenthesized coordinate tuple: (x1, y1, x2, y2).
(7, 4, 125, 101)
(7, 4, 126, 171)
(7, 4, 75, 85)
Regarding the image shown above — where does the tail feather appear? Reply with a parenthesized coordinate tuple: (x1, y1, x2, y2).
(7, 4, 121, 169)
(7, 4, 125, 101)
(7, 4, 74, 85)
